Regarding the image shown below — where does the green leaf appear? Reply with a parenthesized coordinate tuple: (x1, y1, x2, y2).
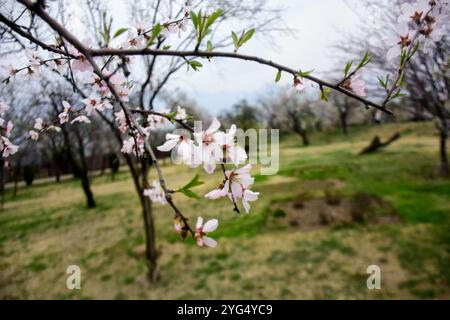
(377, 76, 387, 89)
(320, 88, 331, 102)
(113, 28, 128, 39)
(239, 28, 255, 46)
(163, 45, 171, 50)
(180, 189, 201, 200)
(357, 51, 371, 68)
(190, 11, 199, 30)
(180, 174, 204, 190)
(189, 60, 203, 71)
(344, 61, 353, 77)
(275, 69, 282, 83)
(204, 9, 223, 33)
(146, 23, 162, 47)
(231, 31, 239, 50)
(207, 40, 213, 52)
(298, 69, 314, 78)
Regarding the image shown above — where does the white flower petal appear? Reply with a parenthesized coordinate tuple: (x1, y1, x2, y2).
(157, 139, 178, 152)
(203, 219, 219, 233)
(196, 217, 204, 229)
(203, 236, 217, 248)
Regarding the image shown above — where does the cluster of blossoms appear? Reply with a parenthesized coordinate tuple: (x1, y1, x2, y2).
(0, 101, 18, 161)
(143, 181, 167, 205)
(122, 6, 191, 50)
(29, 117, 62, 141)
(386, 0, 449, 60)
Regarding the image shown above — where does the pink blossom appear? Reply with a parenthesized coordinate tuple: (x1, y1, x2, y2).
(72, 55, 93, 73)
(221, 125, 247, 165)
(287, 78, 306, 98)
(225, 164, 254, 199)
(194, 118, 224, 174)
(342, 72, 366, 97)
(174, 217, 183, 232)
(115, 110, 128, 133)
(71, 115, 91, 124)
(174, 106, 188, 122)
(29, 130, 39, 141)
(386, 23, 411, 60)
(195, 217, 219, 248)
(398, 0, 431, 25)
(82, 96, 109, 115)
(204, 180, 230, 200)
(1, 137, 19, 158)
(59, 101, 72, 124)
(143, 181, 167, 205)
(34, 118, 44, 130)
(157, 132, 194, 164)
(6, 121, 13, 137)
(242, 189, 260, 213)
(121, 137, 135, 154)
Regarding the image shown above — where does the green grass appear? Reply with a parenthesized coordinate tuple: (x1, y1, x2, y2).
(0, 121, 449, 299)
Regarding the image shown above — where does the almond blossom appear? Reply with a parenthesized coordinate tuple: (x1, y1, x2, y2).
(287, 77, 306, 97)
(194, 118, 224, 174)
(1, 137, 19, 158)
(147, 112, 170, 131)
(34, 118, 44, 130)
(204, 179, 230, 200)
(115, 110, 128, 134)
(174, 106, 188, 122)
(29, 130, 39, 141)
(386, 23, 411, 60)
(157, 132, 194, 164)
(225, 164, 255, 199)
(242, 189, 260, 213)
(82, 96, 111, 115)
(121, 29, 145, 49)
(5, 121, 13, 137)
(59, 101, 72, 124)
(143, 180, 167, 205)
(221, 124, 247, 165)
(72, 54, 93, 73)
(341, 71, 366, 97)
(174, 216, 183, 232)
(71, 115, 91, 124)
(121, 137, 136, 154)
(195, 217, 219, 248)
(398, 0, 431, 25)
(70, 40, 93, 73)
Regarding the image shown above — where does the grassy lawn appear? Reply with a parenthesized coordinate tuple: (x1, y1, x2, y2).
(0, 121, 449, 299)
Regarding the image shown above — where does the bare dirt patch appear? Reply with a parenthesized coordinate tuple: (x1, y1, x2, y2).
(270, 192, 401, 231)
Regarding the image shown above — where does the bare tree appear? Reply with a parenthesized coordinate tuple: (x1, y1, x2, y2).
(335, 0, 449, 175)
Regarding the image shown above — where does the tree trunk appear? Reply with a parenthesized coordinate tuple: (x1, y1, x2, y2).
(80, 171, 96, 208)
(439, 129, 449, 177)
(140, 192, 160, 282)
(339, 110, 348, 136)
(122, 152, 160, 282)
(299, 131, 309, 146)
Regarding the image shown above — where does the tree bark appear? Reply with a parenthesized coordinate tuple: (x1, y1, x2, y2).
(299, 130, 310, 146)
(360, 132, 401, 155)
(139, 191, 160, 282)
(439, 129, 449, 177)
(339, 109, 348, 136)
